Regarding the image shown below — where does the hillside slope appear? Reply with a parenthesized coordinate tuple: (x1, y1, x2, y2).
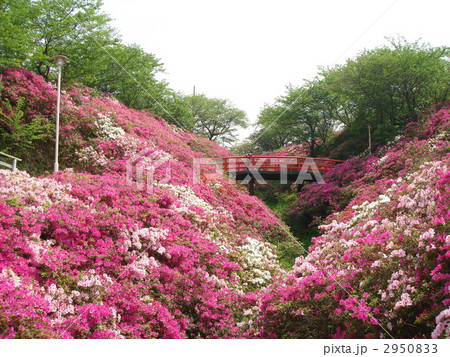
(255, 104, 450, 338)
(0, 69, 294, 338)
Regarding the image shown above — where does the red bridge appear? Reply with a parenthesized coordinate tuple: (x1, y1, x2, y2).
(219, 155, 344, 194)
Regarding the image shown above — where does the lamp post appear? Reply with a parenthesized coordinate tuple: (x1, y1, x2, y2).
(53, 55, 68, 173)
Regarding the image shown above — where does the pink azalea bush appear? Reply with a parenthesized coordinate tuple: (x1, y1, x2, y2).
(0, 69, 290, 338)
(286, 156, 368, 226)
(0, 68, 448, 338)
(287, 103, 450, 227)
(270, 142, 310, 157)
(254, 106, 450, 338)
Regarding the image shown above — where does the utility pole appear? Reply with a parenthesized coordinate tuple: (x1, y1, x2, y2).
(368, 123, 372, 154)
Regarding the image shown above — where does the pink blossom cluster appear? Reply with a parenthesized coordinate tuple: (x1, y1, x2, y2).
(0, 69, 288, 338)
(270, 142, 310, 157)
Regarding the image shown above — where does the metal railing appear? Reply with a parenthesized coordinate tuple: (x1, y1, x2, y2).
(0, 152, 22, 172)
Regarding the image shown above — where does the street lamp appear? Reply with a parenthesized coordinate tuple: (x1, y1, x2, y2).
(53, 55, 68, 173)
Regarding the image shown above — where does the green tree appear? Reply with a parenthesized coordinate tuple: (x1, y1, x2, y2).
(230, 139, 254, 155)
(254, 80, 339, 156)
(155, 91, 195, 130)
(0, 0, 37, 69)
(87, 43, 195, 129)
(281, 81, 339, 156)
(251, 104, 295, 152)
(249, 125, 294, 153)
(253, 38, 449, 158)
(0, 0, 192, 130)
(187, 94, 248, 145)
(323, 38, 450, 144)
(0, 97, 54, 157)
(88, 43, 172, 113)
(28, 0, 119, 81)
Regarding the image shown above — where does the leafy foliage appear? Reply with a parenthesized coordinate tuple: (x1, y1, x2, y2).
(251, 38, 449, 158)
(0, 0, 37, 69)
(253, 80, 339, 155)
(187, 94, 248, 145)
(0, 97, 54, 157)
(0, 0, 195, 129)
(325, 38, 449, 157)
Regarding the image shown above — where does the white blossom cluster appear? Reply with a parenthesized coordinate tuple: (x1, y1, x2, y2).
(377, 155, 389, 165)
(44, 283, 75, 318)
(121, 227, 170, 280)
(0, 169, 81, 209)
(349, 194, 391, 226)
(293, 256, 318, 276)
(27, 239, 54, 263)
(115, 135, 144, 156)
(129, 254, 159, 279)
(94, 113, 125, 140)
(77, 269, 114, 287)
(432, 308, 450, 339)
(0, 268, 22, 287)
(238, 237, 278, 286)
(428, 132, 449, 151)
(123, 226, 169, 257)
(76, 145, 109, 167)
(158, 183, 215, 214)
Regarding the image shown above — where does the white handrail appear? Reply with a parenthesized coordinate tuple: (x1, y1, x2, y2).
(0, 152, 22, 172)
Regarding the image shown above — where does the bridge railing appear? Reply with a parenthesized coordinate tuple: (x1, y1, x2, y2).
(222, 156, 344, 174)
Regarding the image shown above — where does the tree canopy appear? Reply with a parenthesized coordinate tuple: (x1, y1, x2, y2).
(0, 0, 199, 133)
(2, 3, 448, 153)
(253, 80, 340, 156)
(251, 38, 449, 158)
(186, 94, 248, 146)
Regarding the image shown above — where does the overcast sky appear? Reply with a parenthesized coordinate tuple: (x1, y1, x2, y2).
(100, 0, 449, 140)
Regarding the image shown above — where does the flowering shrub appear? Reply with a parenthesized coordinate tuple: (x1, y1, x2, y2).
(0, 69, 289, 338)
(0, 69, 448, 339)
(287, 106, 450, 228)
(285, 156, 368, 226)
(0, 164, 284, 338)
(271, 142, 310, 157)
(254, 106, 450, 338)
(94, 113, 125, 140)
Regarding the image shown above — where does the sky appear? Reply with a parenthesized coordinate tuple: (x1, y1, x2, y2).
(100, 0, 449, 140)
